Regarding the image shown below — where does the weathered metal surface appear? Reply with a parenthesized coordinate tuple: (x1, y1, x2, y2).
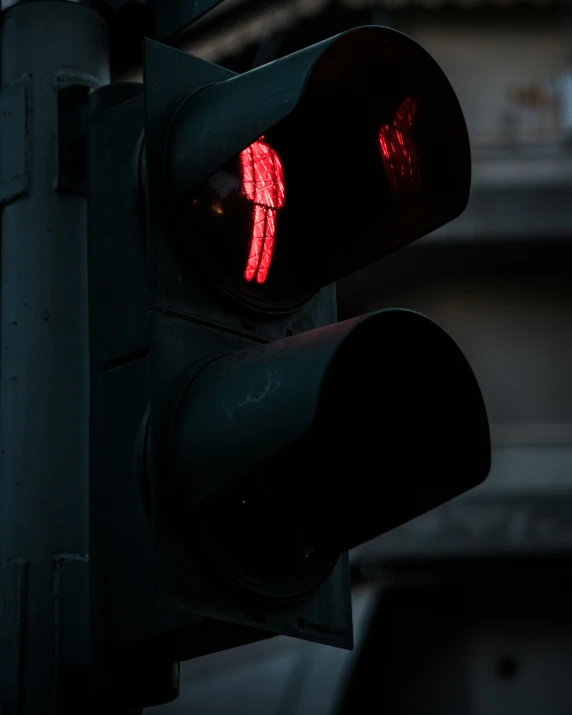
(0, 77, 30, 205)
(0, 560, 28, 715)
(0, 3, 109, 711)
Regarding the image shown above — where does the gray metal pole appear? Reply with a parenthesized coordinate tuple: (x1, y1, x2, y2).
(0, 2, 109, 712)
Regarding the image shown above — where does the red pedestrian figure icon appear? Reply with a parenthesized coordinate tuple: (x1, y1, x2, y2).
(239, 136, 286, 284)
(378, 97, 420, 195)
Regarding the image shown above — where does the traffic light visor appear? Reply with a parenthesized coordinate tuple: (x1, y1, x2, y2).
(166, 26, 471, 310)
(169, 310, 490, 599)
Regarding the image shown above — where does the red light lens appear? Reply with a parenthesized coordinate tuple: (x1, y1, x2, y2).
(173, 132, 313, 311)
(166, 28, 471, 312)
(239, 137, 286, 285)
(378, 97, 420, 195)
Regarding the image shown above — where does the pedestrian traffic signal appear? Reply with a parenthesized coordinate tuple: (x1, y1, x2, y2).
(156, 26, 470, 312)
(88, 24, 489, 709)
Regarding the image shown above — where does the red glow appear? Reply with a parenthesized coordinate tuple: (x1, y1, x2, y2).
(240, 137, 286, 284)
(378, 97, 420, 194)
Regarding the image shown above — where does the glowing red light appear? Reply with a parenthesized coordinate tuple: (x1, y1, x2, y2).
(240, 137, 286, 284)
(378, 97, 420, 194)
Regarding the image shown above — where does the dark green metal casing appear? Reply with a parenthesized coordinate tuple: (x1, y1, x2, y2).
(88, 26, 489, 710)
(141, 26, 487, 656)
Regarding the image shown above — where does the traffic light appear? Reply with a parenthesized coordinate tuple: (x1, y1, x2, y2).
(88, 26, 490, 709)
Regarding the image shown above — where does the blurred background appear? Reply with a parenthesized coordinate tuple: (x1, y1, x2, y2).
(149, 1, 572, 712)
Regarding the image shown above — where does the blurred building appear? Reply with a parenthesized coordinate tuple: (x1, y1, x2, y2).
(152, 1, 572, 713)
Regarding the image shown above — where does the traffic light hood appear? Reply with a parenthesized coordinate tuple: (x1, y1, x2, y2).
(168, 309, 490, 600)
(90, 28, 487, 694)
(146, 27, 471, 310)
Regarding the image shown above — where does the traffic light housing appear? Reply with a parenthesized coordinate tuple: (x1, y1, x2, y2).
(88, 26, 490, 709)
(146, 27, 470, 315)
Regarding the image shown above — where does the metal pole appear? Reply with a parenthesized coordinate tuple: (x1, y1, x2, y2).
(0, 2, 109, 712)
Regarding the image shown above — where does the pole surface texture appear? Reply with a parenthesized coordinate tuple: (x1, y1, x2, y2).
(0, 3, 109, 712)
